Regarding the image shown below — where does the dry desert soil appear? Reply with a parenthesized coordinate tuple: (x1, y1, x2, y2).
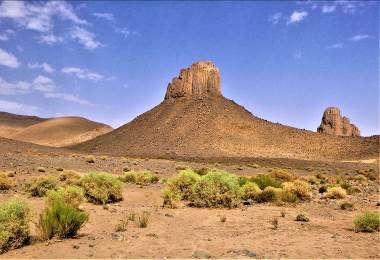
(0, 138, 379, 259)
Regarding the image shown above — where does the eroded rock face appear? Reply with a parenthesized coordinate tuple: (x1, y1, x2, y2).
(165, 61, 221, 99)
(317, 107, 360, 137)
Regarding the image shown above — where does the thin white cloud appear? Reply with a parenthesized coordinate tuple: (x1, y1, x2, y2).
(287, 11, 308, 25)
(44, 92, 92, 106)
(0, 99, 38, 114)
(32, 75, 56, 92)
(0, 1, 87, 33)
(0, 1, 101, 50)
(28, 62, 55, 73)
(268, 12, 282, 25)
(93, 12, 115, 22)
(322, 5, 336, 13)
(0, 29, 15, 41)
(62, 67, 104, 82)
(0, 76, 91, 106)
(326, 43, 344, 49)
(70, 26, 103, 50)
(349, 34, 370, 42)
(0, 48, 20, 68)
(0, 77, 30, 95)
(38, 34, 63, 45)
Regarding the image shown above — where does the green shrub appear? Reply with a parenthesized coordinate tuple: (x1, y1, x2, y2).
(254, 187, 281, 203)
(46, 186, 85, 209)
(166, 169, 200, 200)
(189, 170, 241, 208)
(278, 190, 299, 203)
(251, 174, 282, 189)
(0, 199, 30, 254)
(162, 187, 182, 208)
(237, 176, 250, 187)
(119, 170, 159, 185)
(240, 182, 261, 200)
(38, 190, 88, 240)
(27, 176, 59, 197)
(354, 212, 380, 232)
(0, 173, 13, 190)
(79, 172, 122, 204)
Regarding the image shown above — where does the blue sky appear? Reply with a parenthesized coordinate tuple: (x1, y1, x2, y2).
(0, 1, 378, 136)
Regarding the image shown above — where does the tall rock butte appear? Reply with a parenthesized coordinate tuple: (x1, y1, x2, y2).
(164, 61, 221, 99)
(317, 107, 360, 137)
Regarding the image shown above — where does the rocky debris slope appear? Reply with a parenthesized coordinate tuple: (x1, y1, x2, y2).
(317, 107, 360, 137)
(72, 61, 378, 161)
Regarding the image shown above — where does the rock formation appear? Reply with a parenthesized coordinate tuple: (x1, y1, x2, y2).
(164, 61, 221, 99)
(317, 107, 360, 137)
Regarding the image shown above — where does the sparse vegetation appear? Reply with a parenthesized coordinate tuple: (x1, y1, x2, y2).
(271, 217, 279, 229)
(27, 176, 59, 197)
(137, 211, 150, 228)
(79, 172, 123, 204)
(219, 215, 227, 222)
(119, 170, 159, 185)
(37, 187, 88, 240)
(0, 173, 13, 190)
(354, 212, 380, 232)
(251, 174, 282, 189)
(0, 199, 30, 254)
(325, 186, 347, 199)
(281, 210, 286, 218)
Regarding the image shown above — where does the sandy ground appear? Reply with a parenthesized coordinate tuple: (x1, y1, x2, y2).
(0, 150, 379, 258)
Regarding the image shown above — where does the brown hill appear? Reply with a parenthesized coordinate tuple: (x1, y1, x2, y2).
(10, 116, 113, 147)
(0, 111, 47, 137)
(72, 61, 379, 161)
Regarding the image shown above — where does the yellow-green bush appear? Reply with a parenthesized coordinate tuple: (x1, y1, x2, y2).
(0, 173, 12, 190)
(27, 176, 59, 197)
(240, 182, 261, 200)
(354, 212, 380, 232)
(59, 171, 81, 185)
(0, 199, 30, 254)
(251, 174, 282, 189)
(281, 180, 312, 200)
(46, 186, 85, 209)
(269, 168, 295, 181)
(166, 169, 200, 199)
(189, 170, 241, 208)
(119, 170, 159, 185)
(254, 187, 282, 203)
(325, 186, 347, 199)
(38, 187, 88, 240)
(79, 172, 122, 204)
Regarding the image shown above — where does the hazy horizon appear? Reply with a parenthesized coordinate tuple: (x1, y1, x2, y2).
(0, 1, 378, 136)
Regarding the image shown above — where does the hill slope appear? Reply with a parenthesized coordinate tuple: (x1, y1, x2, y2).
(72, 95, 378, 160)
(0, 111, 47, 137)
(11, 116, 113, 147)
